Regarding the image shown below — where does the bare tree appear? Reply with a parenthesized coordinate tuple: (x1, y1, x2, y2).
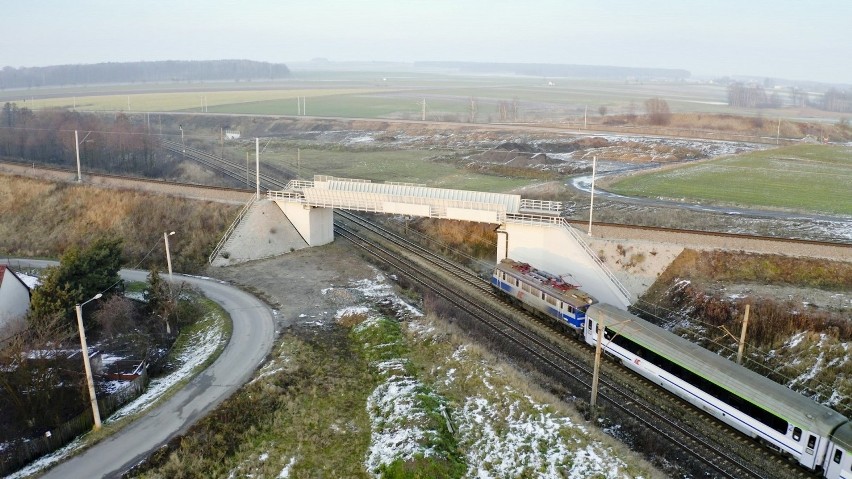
(598, 105, 608, 118)
(93, 295, 139, 338)
(644, 97, 672, 125)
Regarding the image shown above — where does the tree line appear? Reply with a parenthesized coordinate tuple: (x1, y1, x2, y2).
(0, 104, 178, 177)
(0, 60, 290, 89)
(727, 82, 852, 112)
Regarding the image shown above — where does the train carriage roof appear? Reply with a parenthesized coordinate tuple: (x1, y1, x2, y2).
(833, 422, 852, 451)
(496, 259, 596, 306)
(589, 303, 849, 435)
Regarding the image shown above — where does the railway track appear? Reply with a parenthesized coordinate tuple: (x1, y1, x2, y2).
(2, 151, 848, 250)
(335, 210, 815, 479)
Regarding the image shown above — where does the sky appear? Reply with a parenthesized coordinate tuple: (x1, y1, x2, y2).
(2, 0, 850, 84)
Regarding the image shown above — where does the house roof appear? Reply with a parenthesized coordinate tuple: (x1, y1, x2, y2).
(0, 265, 31, 291)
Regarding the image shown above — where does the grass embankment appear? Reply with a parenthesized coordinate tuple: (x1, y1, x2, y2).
(0, 175, 239, 272)
(641, 249, 852, 415)
(130, 276, 660, 478)
(606, 144, 852, 215)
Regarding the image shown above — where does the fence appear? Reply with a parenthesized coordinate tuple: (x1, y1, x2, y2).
(0, 369, 149, 476)
(208, 196, 256, 264)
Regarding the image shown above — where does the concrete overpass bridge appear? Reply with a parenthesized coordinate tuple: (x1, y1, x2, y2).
(212, 176, 632, 309)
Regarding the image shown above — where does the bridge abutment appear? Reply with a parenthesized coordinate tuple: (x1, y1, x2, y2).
(273, 201, 334, 246)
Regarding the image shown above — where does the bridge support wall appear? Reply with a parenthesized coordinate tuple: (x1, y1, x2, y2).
(497, 223, 631, 309)
(273, 201, 334, 246)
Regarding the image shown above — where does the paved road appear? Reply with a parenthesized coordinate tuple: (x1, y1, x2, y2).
(8, 260, 275, 479)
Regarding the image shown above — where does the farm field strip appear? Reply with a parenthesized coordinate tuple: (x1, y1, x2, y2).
(607, 145, 852, 215)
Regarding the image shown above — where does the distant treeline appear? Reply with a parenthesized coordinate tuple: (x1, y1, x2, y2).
(415, 61, 690, 81)
(0, 60, 290, 89)
(0, 104, 172, 177)
(727, 81, 852, 113)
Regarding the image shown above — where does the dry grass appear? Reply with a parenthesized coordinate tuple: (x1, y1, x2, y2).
(0, 174, 239, 272)
(602, 112, 852, 142)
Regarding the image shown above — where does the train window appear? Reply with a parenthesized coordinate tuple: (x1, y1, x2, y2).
(606, 327, 789, 434)
(545, 295, 557, 306)
(806, 435, 816, 454)
(833, 449, 842, 464)
(587, 320, 592, 331)
(792, 427, 801, 441)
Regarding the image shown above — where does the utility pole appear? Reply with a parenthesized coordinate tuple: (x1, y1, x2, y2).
(76, 294, 103, 430)
(587, 156, 596, 236)
(736, 304, 751, 364)
(590, 322, 604, 407)
(255, 137, 260, 200)
(75, 130, 82, 182)
(584, 105, 588, 129)
(422, 98, 426, 121)
(776, 118, 781, 145)
(297, 148, 301, 179)
(591, 318, 630, 407)
(75, 130, 92, 182)
(246, 151, 250, 188)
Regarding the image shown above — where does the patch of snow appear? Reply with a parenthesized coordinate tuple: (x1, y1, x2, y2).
(336, 306, 370, 319)
(365, 376, 437, 475)
(350, 275, 423, 318)
(786, 332, 807, 349)
(109, 316, 225, 421)
(124, 291, 146, 302)
(259, 452, 269, 462)
(17, 273, 40, 289)
(278, 456, 297, 478)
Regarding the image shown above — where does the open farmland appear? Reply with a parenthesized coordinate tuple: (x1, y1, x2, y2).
(10, 71, 847, 125)
(604, 144, 852, 215)
(231, 144, 533, 192)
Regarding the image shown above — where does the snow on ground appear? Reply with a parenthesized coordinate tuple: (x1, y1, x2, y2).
(6, 313, 227, 478)
(365, 375, 440, 474)
(110, 314, 225, 421)
(278, 456, 297, 478)
(441, 340, 638, 479)
(344, 270, 644, 478)
(349, 274, 424, 318)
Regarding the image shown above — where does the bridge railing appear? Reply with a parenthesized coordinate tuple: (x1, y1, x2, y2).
(209, 197, 256, 264)
(519, 199, 563, 214)
(268, 190, 306, 202)
(505, 213, 632, 303)
(283, 180, 314, 190)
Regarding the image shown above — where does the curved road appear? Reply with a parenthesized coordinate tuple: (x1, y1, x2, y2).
(8, 260, 275, 479)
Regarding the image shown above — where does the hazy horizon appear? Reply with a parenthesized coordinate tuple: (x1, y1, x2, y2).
(4, 0, 850, 85)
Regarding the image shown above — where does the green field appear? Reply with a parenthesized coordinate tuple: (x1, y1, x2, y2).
(606, 144, 852, 215)
(256, 146, 532, 193)
(3, 72, 748, 120)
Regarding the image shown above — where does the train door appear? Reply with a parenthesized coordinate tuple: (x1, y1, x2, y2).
(800, 433, 819, 469)
(823, 443, 847, 479)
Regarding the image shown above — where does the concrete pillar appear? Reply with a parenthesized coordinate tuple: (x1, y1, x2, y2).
(274, 202, 334, 246)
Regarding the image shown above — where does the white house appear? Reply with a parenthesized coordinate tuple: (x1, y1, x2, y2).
(0, 265, 31, 331)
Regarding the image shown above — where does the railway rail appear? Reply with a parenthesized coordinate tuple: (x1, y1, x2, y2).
(1, 152, 848, 251)
(335, 210, 816, 479)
